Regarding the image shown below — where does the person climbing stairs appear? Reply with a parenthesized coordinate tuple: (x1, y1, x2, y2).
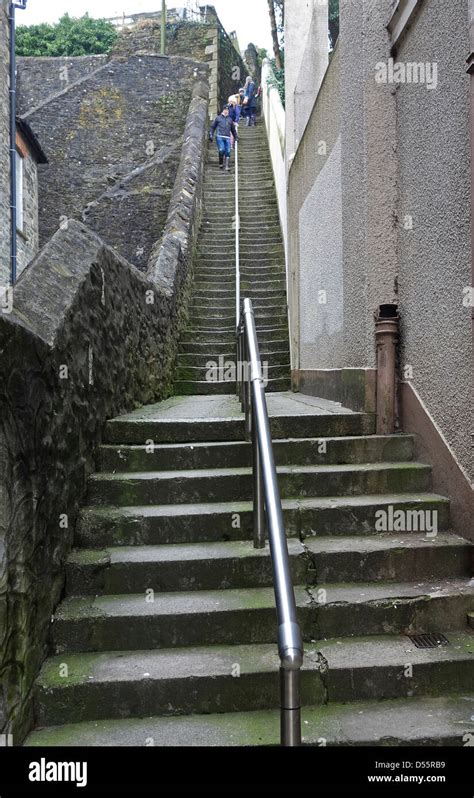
(175, 124, 290, 395)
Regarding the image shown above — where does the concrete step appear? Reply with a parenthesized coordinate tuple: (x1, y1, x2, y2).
(193, 268, 286, 279)
(75, 493, 451, 548)
(103, 409, 376, 444)
(65, 534, 471, 596)
(174, 377, 291, 396)
(86, 463, 432, 507)
(26, 694, 474, 747)
(180, 327, 288, 343)
(190, 285, 286, 296)
(50, 579, 474, 653)
(196, 258, 284, 268)
(176, 350, 290, 369)
(97, 435, 415, 472)
(201, 221, 281, 232)
(33, 632, 474, 727)
(176, 363, 290, 382)
(187, 306, 288, 320)
(179, 339, 289, 354)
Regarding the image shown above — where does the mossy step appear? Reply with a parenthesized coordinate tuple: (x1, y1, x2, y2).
(34, 632, 474, 727)
(173, 377, 292, 396)
(185, 309, 288, 322)
(103, 411, 375, 444)
(65, 533, 471, 596)
(26, 694, 474, 748)
(179, 339, 289, 354)
(86, 463, 432, 508)
(50, 579, 474, 653)
(191, 282, 287, 293)
(180, 327, 288, 343)
(97, 435, 415, 472)
(75, 493, 451, 548)
(176, 352, 289, 368)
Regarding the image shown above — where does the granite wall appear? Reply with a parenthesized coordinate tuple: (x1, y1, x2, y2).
(0, 81, 209, 741)
(16, 55, 108, 115)
(0, 0, 10, 286)
(23, 54, 208, 270)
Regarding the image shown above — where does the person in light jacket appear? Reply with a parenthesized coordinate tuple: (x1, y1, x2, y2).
(209, 106, 239, 171)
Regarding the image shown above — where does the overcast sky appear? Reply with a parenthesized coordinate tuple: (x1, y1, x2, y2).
(17, 0, 273, 52)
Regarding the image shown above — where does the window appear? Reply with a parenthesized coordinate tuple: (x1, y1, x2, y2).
(15, 150, 24, 233)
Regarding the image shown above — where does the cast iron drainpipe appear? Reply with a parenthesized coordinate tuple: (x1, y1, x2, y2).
(9, 1, 27, 286)
(375, 304, 400, 435)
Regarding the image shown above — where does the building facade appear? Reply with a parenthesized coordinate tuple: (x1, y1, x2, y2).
(283, 0, 473, 533)
(0, 0, 45, 288)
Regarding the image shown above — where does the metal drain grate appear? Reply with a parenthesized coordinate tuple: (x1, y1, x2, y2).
(408, 633, 450, 649)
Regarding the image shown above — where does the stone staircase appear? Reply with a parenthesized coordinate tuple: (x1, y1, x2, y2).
(26, 386, 473, 746)
(175, 125, 291, 395)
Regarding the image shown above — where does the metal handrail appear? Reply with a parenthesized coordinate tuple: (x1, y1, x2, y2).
(234, 139, 240, 330)
(233, 135, 302, 744)
(236, 299, 304, 746)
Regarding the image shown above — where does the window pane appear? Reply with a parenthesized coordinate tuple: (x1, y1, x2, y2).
(16, 151, 24, 233)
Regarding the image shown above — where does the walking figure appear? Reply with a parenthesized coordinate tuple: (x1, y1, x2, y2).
(209, 106, 239, 172)
(242, 76, 257, 127)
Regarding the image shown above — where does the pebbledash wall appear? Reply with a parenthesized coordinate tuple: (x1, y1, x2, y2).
(285, 0, 473, 531)
(0, 80, 209, 741)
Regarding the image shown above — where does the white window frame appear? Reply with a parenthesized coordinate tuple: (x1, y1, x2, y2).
(15, 150, 24, 234)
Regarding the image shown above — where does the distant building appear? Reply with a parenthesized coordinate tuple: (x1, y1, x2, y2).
(0, 2, 46, 287)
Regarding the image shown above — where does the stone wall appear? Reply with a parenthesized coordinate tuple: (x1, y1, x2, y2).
(287, 45, 343, 372)
(17, 55, 108, 115)
(217, 26, 246, 110)
(0, 0, 10, 286)
(23, 54, 208, 270)
(111, 14, 246, 118)
(0, 80, 209, 742)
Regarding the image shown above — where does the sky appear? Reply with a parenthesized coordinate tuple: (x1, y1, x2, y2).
(17, 0, 273, 53)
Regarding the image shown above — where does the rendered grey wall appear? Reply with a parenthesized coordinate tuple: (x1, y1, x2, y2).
(0, 0, 10, 286)
(396, 0, 473, 478)
(340, 0, 398, 368)
(287, 45, 342, 371)
(299, 136, 343, 368)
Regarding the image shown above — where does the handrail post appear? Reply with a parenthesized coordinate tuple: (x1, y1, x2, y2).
(280, 668, 301, 746)
(252, 392, 265, 549)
